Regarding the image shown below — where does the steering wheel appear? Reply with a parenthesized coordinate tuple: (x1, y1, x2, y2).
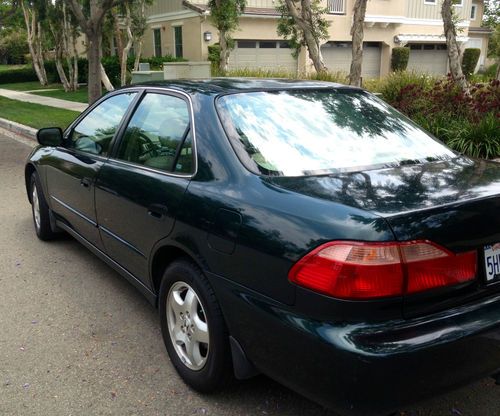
(136, 132, 159, 160)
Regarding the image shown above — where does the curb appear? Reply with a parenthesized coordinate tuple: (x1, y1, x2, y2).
(0, 117, 37, 141)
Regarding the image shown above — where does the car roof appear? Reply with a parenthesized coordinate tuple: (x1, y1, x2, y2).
(126, 78, 360, 96)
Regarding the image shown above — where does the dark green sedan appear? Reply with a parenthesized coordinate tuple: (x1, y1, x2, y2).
(25, 79, 500, 415)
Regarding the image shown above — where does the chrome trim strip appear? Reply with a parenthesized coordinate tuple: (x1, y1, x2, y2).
(99, 225, 146, 258)
(50, 195, 97, 227)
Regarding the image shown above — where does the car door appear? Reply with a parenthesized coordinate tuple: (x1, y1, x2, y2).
(45, 92, 138, 249)
(95, 90, 195, 287)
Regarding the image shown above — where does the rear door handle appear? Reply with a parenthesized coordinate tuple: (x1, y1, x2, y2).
(147, 204, 168, 220)
(81, 177, 91, 188)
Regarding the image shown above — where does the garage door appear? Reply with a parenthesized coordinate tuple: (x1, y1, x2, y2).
(407, 44, 448, 75)
(321, 42, 381, 78)
(228, 40, 297, 72)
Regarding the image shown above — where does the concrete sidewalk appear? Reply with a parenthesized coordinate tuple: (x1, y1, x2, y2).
(0, 88, 87, 112)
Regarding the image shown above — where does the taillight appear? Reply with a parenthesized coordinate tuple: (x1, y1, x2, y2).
(289, 241, 477, 300)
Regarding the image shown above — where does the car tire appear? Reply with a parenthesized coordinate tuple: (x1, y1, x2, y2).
(30, 172, 56, 241)
(159, 259, 232, 393)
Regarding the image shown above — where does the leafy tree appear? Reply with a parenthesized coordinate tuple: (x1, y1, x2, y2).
(276, 0, 329, 73)
(47, 0, 80, 91)
(20, 0, 48, 85)
(208, 0, 246, 73)
(67, 0, 123, 104)
(349, 0, 367, 86)
(441, 0, 467, 90)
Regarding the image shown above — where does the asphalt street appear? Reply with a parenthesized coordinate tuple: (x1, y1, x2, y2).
(0, 131, 499, 416)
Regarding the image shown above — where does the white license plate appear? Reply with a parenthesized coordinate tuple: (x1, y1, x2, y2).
(484, 243, 500, 282)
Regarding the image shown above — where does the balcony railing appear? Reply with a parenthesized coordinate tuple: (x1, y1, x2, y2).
(327, 0, 345, 14)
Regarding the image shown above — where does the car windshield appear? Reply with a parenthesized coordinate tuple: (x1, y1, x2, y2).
(217, 89, 455, 176)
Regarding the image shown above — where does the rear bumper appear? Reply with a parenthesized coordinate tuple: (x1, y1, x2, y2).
(210, 274, 500, 415)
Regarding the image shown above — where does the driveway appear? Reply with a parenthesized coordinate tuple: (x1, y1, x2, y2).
(0, 131, 498, 416)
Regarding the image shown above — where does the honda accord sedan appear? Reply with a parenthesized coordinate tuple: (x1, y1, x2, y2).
(25, 79, 500, 415)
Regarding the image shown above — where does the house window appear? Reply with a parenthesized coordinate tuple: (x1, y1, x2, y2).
(153, 28, 162, 57)
(453, 0, 464, 7)
(470, 3, 477, 20)
(174, 26, 183, 58)
(423, 0, 436, 4)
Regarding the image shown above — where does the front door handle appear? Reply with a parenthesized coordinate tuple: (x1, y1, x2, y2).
(81, 177, 91, 188)
(147, 204, 168, 220)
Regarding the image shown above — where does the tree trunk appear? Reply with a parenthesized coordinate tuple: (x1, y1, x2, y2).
(283, 0, 327, 73)
(21, 2, 47, 86)
(55, 57, 71, 91)
(101, 63, 115, 92)
(87, 31, 103, 102)
(133, 0, 147, 72)
(219, 29, 229, 73)
(67, 0, 116, 104)
(121, 3, 133, 86)
(133, 39, 143, 71)
(349, 0, 368, 86)
(441, 0, 467, 90)
(112, 8, 124, 59)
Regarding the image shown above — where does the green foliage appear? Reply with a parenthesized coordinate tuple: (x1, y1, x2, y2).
(276, 0, 330, 58)
(391, 47, 410, 72)
(386, 76, 500, 159)
(378, 71, 436, 103)
(0, 66, 38, 84)
(461, 48, 481, 78)
(208, 0, 246, 33)
(0, 30, 29, 64)
(208, 43, 221, 72)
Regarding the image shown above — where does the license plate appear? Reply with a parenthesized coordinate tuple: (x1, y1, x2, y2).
(484, 243, 500, 282)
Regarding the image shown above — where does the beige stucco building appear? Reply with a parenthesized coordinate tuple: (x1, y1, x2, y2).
(140, 0, 491, 78)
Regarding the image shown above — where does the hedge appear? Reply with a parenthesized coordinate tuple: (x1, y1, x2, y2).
(0, 67, 39, 84)
(391, 47, 410, 72)
(462, 48, 481, 78)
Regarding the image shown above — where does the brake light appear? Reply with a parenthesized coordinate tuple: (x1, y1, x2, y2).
(289, 241, 477, 300)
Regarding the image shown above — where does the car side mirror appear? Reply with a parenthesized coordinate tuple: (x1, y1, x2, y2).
(37, 127, 63, 147)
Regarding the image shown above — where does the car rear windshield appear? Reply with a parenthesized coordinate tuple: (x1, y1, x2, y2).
(216, 89, 455, 176)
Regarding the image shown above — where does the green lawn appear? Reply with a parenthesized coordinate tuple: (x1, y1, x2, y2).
(31, 87, 89, 103)
(0, 81, 62, 91)
(0, 96, 80, 130)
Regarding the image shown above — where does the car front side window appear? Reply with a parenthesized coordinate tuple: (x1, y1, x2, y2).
(115, 93, 193, 174)
(68, 92, 137, 156)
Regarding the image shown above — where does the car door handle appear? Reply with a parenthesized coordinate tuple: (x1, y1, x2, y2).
(80, 177, 91, 188)
(147, 204, 168, 220)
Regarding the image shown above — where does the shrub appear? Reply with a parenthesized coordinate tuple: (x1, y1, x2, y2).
(0, 66, 38, 84)
(379, 71, 436, 104)
(0, 31, 29, 65)
(461, 48, 481, 78)
(389, 76, 500, 159)
(391, 47, 410, 72)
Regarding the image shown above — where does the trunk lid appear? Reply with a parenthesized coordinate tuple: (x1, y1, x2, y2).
(267, 157, 500, 316)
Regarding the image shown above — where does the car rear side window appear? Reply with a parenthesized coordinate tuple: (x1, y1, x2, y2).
(115, 93, 193, 174)
(217, 90, 455, 176)
(68, 93, 136, 156)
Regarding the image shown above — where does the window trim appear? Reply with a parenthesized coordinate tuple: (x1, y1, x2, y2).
(173, 25, 183, 58)
(453, 0, 464, 7)
(153, 28, 162, 58)
(423, 0, 436, 5)
(470, 3, 477, 20)
(108, 88, 198, 179)
(62, 91, 141, 158)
